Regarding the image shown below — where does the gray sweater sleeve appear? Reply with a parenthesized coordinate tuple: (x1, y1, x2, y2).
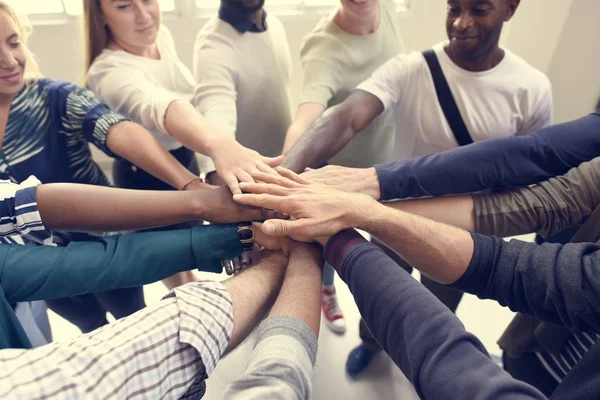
(474, 157, 600, 238)
(222, 316, 317, 400)
(452, 233, 600, 334)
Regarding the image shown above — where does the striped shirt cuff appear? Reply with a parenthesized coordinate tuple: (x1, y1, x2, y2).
(174, 280, 234, 377)
(0, 176, 54, 246)
(15, 186, 54, 246)
(93, 111, 131, 158)
(323, 229, 369, 274)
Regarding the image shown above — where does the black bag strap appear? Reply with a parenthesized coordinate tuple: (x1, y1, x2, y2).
(422, 49, 473, 146)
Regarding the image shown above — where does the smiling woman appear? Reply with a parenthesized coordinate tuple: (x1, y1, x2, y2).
(0, 0, 233, 341)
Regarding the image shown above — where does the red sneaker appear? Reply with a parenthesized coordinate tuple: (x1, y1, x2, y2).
(322, 286, 346, 334)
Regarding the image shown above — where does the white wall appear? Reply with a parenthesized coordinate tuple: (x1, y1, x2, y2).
(546, 0, 600, 123)
(25, 0, 597, 130)
(500, 0, 573, 75)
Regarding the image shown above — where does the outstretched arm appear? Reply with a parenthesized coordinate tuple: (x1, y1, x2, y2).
(35, 182, 277, 232)
(376, 111, 600, 200)
(233, 168, 600, 330)
(301, 112, 600, 201)
(0, 225, 243, 304)
(323, 230, 546, 400)
(0, 249, 288, 396)
(223, 243, 322, 399)
(282, 90, 383, 173)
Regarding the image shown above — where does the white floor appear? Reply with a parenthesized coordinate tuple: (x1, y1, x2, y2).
(48, 235, 532, 399)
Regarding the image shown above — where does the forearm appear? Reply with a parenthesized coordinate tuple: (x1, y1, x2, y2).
(164, 100, 231, 158)
(222, 250, 288, 354)
(0, 280, 234, 397)
(268, 243, 322, 335)
(357, 202, 474, 284)
(282, 105, 356, 173)
(325, 231, 545, 400)
(222, 244, 322, 399)
(283, 124, 307, 155)
(106, 121, 197, 190)
(36, 184, 199, 231)
(283, 103, 325, 154)
(385, 196, 476, 232)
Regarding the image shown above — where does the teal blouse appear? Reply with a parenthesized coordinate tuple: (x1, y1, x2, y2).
(0, 225, 242, 349)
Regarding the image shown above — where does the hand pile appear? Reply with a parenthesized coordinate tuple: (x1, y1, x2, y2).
(233, 167, 377, 245)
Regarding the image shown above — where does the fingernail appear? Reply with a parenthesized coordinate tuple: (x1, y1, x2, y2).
(264, 223, 275, 234)
(233, 194, 241, 199)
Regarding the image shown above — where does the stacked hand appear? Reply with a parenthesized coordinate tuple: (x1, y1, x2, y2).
(233, 167, 376, 245)
(184, 183, 285, 223)
(208, 137, 285, 195)
(301, 165, 381, 200)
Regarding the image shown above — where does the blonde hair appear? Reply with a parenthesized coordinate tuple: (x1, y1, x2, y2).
(0, 1, 41, 78)
(83, 0, 110, 74)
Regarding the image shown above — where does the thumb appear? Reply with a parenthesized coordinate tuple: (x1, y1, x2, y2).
(263, 219, 315, 241)
(263, 219, 293, 237)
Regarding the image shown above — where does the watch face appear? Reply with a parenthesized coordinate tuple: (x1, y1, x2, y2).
(239, 227, 254, 241)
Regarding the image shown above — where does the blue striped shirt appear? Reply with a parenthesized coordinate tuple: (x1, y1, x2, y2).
(0, 176, 52, 246)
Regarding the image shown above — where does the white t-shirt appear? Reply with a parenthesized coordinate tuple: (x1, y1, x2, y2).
(300, 0, 404, 168)
(193, 14, 293, 174)
(87, 26, 196, 151)
(358, 41, 553, 160)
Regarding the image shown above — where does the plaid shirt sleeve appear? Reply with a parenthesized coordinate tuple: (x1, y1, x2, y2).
(0, 176, 54, 246)
(0, 280, 233, 400)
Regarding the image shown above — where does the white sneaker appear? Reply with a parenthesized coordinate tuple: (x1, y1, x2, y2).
(322, 286, 346, 334)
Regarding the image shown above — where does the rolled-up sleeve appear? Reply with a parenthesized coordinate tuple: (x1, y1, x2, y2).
(474, 157, 600, 238)
(222, 316, 318, 399)
(60, 83, 130, 158)
(0, 280, 234, 398)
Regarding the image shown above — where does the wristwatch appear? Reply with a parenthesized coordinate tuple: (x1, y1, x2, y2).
(237, 222, 254, 252)
(221, 223, 255, 276)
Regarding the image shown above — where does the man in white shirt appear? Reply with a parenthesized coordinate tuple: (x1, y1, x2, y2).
(282, 0, 552, 376)
(192, 0, 293, 182)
